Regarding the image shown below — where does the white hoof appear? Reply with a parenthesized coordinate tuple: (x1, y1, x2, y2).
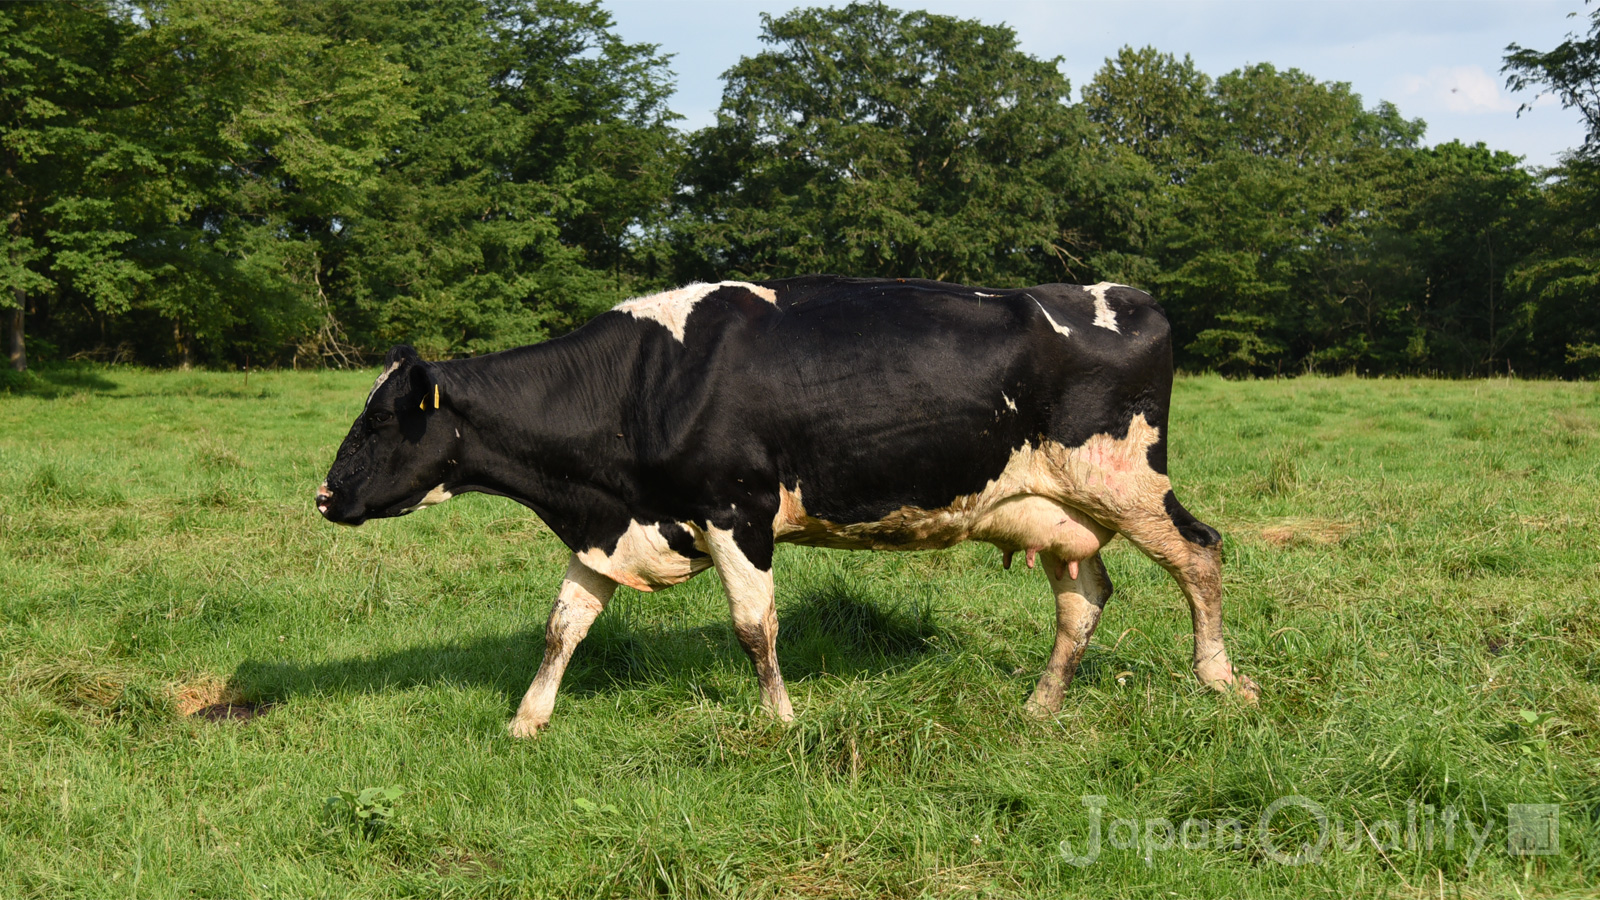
(507, 716, 546, 739)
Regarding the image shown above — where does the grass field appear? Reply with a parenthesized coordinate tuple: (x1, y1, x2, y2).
(1, 365, 1598, 898)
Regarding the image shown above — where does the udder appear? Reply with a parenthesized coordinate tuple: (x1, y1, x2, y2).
(972, 495, 1113, 578)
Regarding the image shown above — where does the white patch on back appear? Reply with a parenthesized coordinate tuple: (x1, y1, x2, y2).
(614, 281, 778, 343)
(1086, 282, 1125, 332)
(365, 361, 401, 407)
(975, 291, 1001, 298)
(401, 484, 453, 513)
(578, 519, 714, 592)
(1033, 299, 1071, 338)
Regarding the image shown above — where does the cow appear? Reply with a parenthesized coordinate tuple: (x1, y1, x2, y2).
(317, 275, 1258, 737)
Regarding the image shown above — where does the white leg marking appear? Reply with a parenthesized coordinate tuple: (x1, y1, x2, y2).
(705, 525, 794, 721)
(614, 281, 777, 342)
(1086, 282, 1125, 332)
(509, 555, 617, 738)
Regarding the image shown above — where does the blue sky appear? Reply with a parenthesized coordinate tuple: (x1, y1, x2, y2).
(601, 0, 1593, 168)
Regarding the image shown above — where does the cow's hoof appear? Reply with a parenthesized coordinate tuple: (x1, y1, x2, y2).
(1232, 673, 1261, 704)
(1023, 698, 1060, 719)
(506, 717, 545, 739)
(1199, 669, 1260, 705)
(763, 694, 796, 723)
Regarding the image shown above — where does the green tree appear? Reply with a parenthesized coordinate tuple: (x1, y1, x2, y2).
(1504, 7, 1600, 375)
(0, 3, 145, 371)
(1087, 54, 1426, 373)
(1082, 46, 1212, 184)
(1389, 143, 1536, 374)
(674, 1, 1101, 286)
(112, 0, 415, 366)
(1506, 6, 1600, 159)
(322, 0, 680, 359)
(6, 0, 676, 368)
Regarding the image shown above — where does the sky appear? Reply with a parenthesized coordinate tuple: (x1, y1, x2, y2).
(600, 0, 1594, 168)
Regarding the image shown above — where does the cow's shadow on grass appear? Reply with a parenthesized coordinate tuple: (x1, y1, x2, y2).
(230, 579, 942, 711)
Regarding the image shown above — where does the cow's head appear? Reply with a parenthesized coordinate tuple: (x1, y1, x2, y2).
(317, 345, 460, 525)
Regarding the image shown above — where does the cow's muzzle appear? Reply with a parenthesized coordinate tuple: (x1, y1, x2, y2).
(315, 483, 364, 525)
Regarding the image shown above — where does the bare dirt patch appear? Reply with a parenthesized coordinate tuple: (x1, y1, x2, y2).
(173, 676, 273, 722)
(1253, 518, 1357, 547)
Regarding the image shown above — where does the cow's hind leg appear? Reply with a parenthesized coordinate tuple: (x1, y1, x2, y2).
(1027, 551, 1113, 716)
(508, 554, 617, 738)
(1114, 491, 1258, 702)
(705, 523, 794, 721)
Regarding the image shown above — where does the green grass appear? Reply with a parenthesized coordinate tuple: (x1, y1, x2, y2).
(2, 365, 1598, 898)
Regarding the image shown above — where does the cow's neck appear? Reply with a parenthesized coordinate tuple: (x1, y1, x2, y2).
(433, 330, 634, 544)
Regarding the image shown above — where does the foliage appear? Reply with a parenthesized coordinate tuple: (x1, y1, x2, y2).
(0, 2, 149, 369)
(1501, 8, 1600, 378)
(672, 2, 1103, 285)
(6, 1, 1600, 376)
(1085, 54, 1432, 373)
(1505, 6, 1600, 160)
(319, 0, 681, 359)
(325, 785, 403, 836)
(6, 0, 677, 368)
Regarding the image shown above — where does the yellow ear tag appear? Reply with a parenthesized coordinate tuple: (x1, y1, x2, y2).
(434, 384, 440, 408)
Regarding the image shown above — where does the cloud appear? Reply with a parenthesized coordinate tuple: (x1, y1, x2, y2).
(1398, 65, 1519, 113)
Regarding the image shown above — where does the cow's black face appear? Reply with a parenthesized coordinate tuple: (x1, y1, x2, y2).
(318, 346, 459, 526)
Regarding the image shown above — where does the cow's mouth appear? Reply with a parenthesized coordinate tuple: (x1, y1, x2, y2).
(315, 483, 366, 525)
(322, 508, 366, 526)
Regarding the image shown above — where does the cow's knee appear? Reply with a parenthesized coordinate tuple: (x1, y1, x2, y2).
(509, 556, 615, 737)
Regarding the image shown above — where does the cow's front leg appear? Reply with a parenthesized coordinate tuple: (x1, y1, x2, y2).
(1026, 552, 1113, 716)
(705, 523, 794, 721)
(508, 554, 616, 738)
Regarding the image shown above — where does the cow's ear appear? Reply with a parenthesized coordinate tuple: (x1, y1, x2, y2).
(384, 345, 423, 368)
(408, 361, 442, 411)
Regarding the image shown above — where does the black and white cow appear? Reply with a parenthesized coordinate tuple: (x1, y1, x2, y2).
(318, 275, 1257, 737)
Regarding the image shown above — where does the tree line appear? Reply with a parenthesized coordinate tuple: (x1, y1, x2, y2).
(4, 0, 1598, 376)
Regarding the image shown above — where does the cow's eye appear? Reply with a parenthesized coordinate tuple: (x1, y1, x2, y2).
(369, 409, 394, 426)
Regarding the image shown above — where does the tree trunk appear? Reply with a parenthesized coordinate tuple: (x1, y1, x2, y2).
(174, 319, 191, 370)
(6, 288, 23, 372)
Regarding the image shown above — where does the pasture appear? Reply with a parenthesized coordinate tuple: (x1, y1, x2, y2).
(1, 366, 1596, 898)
